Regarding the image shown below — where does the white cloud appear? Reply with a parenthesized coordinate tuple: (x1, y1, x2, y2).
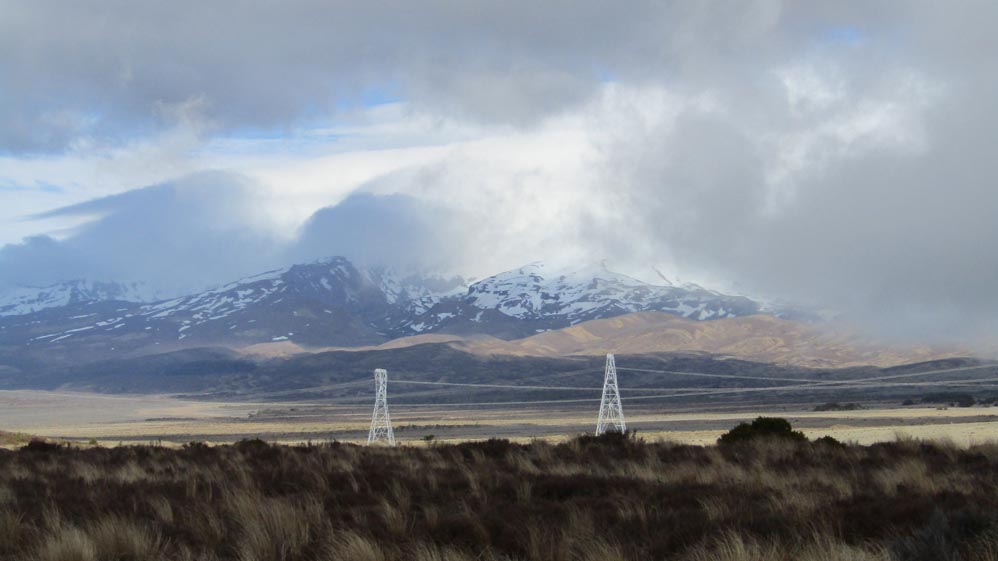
(3, 1, 998, 344)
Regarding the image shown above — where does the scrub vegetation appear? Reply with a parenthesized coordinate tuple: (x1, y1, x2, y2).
(1, 427, 997, 560)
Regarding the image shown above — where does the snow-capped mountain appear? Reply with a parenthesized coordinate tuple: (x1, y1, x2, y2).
(469, 262, 750, 321)
(366, 266, 466, 317)
(398, 262, 760, 337)
(0, 280, 157, 317)
(0, 257, 768, 357)
(120, 258, 463, 346)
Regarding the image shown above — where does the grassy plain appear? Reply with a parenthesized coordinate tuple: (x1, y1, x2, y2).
(1, 390, 997, 447)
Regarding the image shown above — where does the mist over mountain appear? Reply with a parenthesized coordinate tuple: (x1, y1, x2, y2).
(4, 2, 998, 346)
(0, 175, 470, 299)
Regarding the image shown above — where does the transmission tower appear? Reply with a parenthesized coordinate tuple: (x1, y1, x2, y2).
(596, 353, 626, 435)
(367, 368, 396, 446)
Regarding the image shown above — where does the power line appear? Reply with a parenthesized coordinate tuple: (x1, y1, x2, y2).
(615, 367, 820, 384)
(268, 365, 841, 399)
(271, 362, 998, 409)
(392, 379, 716, 392)
(384, 396, 603, 407)
(366, 374, 998, 408)
(393, 380, 602, 391)
(615, 363, 998, 393)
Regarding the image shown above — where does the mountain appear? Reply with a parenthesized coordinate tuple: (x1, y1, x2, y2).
(399, 262, 762, 338)
(0, 280, 156, 317)
(0, 258, 465, 362)
(137, 259, 440, 347)
(0, 257, 772, 365)
(0, 257, 981, 395)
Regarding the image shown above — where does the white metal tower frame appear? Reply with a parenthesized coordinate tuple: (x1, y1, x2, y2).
(368, 368, 396, 445)
(596, 353, 626, 435)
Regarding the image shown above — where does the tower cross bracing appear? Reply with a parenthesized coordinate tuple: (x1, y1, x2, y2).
(368, 368, 396, 445)
(596, 353, 626, 435)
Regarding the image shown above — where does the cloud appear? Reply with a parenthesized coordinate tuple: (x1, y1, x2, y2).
(0, 235, 79, 288)
(575, 38, 998, 343)
(4, 1, 998, 346)
(0, 1, 931, 153)
(0, 171, 284, 294)
(0, 170, 473, 295)
(292, 190, 464, 272)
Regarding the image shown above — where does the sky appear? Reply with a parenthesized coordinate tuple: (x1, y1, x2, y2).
(1, 1, 997, 344)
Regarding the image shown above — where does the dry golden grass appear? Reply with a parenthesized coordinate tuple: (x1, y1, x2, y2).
(5, 385, 998, 448)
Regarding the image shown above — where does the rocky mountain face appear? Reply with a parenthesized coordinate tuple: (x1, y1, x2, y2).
(0, 258, 768, 362)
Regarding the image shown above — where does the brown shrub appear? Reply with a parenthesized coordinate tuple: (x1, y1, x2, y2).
(0, 436, 994, 560)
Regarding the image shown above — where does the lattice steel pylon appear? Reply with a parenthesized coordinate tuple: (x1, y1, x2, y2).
(596, 353, 626, 435)
(367, 368, 396, 446)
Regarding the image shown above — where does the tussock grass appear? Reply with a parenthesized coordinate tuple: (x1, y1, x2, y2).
(87, 515, 165, 561)
(683, 532, 893, 561)
(0, 433, 996, 560)
(32, 526, 96, 561)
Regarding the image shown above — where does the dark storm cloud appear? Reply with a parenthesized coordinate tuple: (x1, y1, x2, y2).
(292, 192, 463, 272)
(586, 6, 998, 343)
(0, 171, 461, 294)
(0, 0, 884, 152)
(0, 172, 283, 293)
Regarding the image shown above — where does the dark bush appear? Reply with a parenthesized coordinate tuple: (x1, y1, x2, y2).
(234, 438, 271, 452)
(20, 438, 62, 452)
(717, 417, 807, 445)
(814, 402, 863, 411)
(576, 429, 639, 446)
(921, 393, 976, 407)
(813, 435, 846, 448)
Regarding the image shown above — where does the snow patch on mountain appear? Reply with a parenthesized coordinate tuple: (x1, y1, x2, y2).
(398, 261, 762, 334)
(3, 257, 775, 350)
(366, 266, 466, 316)
(0, 280, 158, 317)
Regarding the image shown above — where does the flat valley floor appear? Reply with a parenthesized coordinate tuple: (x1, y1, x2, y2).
(1, 389, 997, 447)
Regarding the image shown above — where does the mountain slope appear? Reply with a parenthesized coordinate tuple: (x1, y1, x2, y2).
(0, 258, 466, 361)
(451, 311, 967, 368)
(235, 311, 968, 369)
(0, 259, 769, 363)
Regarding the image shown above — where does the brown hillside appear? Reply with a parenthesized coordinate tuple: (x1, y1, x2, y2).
(238, 333, 467, 358)
(451, 312, 965, 368)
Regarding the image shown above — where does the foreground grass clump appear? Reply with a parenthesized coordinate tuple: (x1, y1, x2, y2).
(0, 433, 997, 560)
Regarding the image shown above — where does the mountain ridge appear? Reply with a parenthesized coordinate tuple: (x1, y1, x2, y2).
(0, 257, 774, 363)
